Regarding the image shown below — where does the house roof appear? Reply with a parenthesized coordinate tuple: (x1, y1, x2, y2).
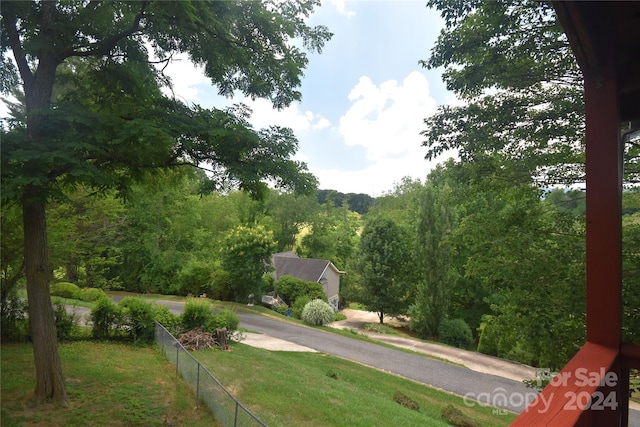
(272, 252, 345, 283)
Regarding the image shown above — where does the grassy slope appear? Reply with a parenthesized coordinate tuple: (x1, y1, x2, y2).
(1, 341, 219, 427)
(196, 342, 517, 426)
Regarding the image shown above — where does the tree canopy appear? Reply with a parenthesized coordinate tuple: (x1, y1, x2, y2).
(1, 0, 330, 403)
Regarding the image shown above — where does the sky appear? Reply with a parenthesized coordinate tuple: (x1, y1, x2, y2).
(162, 0, 456, 197)
(0, 1, 455, 197)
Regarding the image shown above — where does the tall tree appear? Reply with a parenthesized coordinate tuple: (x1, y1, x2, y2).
(1, 0, 330, 402)
(220, 225, 277, 302)
(355, 216, 410, 324)
(409, 181, 458, 338)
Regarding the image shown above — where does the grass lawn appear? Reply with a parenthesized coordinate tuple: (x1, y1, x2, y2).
(194, 342, 517, 426)
(1, 340, 219, 427)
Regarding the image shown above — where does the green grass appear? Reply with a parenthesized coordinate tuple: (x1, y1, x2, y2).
(1, 341, 219, 427)
(194, 342, 517, 426)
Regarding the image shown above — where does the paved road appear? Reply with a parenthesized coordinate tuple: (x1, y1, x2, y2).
(239, 312, 534, 414)
(101, 297, 640, 423)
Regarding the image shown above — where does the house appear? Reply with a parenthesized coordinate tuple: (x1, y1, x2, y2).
(272, 251, 345, 312)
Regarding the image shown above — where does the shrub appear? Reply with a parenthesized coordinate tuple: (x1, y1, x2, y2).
(393, 391, 419, 410)
(209, 269, 235, 301)
(275, 275, 326, 306)
(50, 282, 80, 299)
(301, 299, 334, 326)
(73, 287, 108, 302)
(211, 308, 239, 331)
(275, 303, 290, 315)
(441, 404, 480, 427)
(91, 297, 121, 339)
(438, 318, 473, 349)
(119, 297, 157, 343)
(54, 304, 77, 341)
(153, 305, 181, 335)
(0, 291, 29, 342)
(182, 298, 214, 331)
(175, 259, 215, 296)
(292, 295, 312, 319)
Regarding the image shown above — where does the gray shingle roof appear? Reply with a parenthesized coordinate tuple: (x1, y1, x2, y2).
(272, 252, 343, 282)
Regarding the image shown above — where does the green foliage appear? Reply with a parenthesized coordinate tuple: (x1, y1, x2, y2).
(275, 303, 290, 315)
(211, 308, 239, 332)
(50, 282, 81, 299)
(153, 305, 181, 336)
(0, 291, 29, 342)
(292, 295, 312, 319)
(181, 298, 215, 332)
(175, 259, 215, 296)
(422, 0, 590, 186)
(301, 299, 335, 326)
(209, 268, 235, 301)
(393, 390, 419, 410)
(53, 304, 77, 341)
(354, 216, 410, 323)
(261, 273, 275, 295)
(275, 275, 326, 306)
(72, 287, 108, 302)
(409, 181, 458, 337)
(622, 192, 640, 344)
(91, 297, 121, 339)
(119, 297, 157, 343)
(441, 404, 480, 427)
(438, 318, 473, 349)
(220, 225, 277, 302)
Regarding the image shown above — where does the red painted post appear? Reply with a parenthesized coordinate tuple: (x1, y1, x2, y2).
(583, 44, 622, 349)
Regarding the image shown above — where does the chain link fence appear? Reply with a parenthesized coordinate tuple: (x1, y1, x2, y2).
(155, 322, 267, 427)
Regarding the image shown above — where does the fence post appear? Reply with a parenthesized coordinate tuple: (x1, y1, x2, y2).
(176, 345, 179, 378)
(196, 363, 201, 401)
(235, 401, 240, 427)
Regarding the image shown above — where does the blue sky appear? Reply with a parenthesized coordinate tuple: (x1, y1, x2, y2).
(165, 0, 456, 196)
(0, 1, 455, 196)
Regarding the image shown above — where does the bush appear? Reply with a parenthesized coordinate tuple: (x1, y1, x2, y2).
(119, 297, 157, 343)
(209, 269, 235, 301)
(438, 318, 473, 349)
(211, 308, 239, 331)
(275, 275, 326, 306)
(0, 291, 29, 342)
(175, 259, 215, 296)
(73, 287, 108, 302)
(153, 305, 181, 335)
(301, 299, 335, 326)
(50, 282, 80, 299)
(292, 295, 312, 319)
(91, 297, 121, 339)
(441, 404, 480, 427)
(54, 304, 77, 341)
(182, 298, 214, 331)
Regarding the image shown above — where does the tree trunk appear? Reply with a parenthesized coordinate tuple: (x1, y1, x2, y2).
(23, 187, 68, 404)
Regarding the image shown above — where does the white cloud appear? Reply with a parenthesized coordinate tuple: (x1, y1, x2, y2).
(323, 71, 444, 195)
(156, 53, 210, 103)
(243, 98, 331, 132)
(327, 0, 356, 17)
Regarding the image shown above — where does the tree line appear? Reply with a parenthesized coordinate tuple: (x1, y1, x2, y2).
(2, 0, 639, 407)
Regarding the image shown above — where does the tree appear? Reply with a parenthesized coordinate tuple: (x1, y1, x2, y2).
(422, 0, 586, 187)
(355, 216, 410, 324)
(220, 225, 277, 302)
(1, 0, 330, 402)
(408, 181, 459, 338)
